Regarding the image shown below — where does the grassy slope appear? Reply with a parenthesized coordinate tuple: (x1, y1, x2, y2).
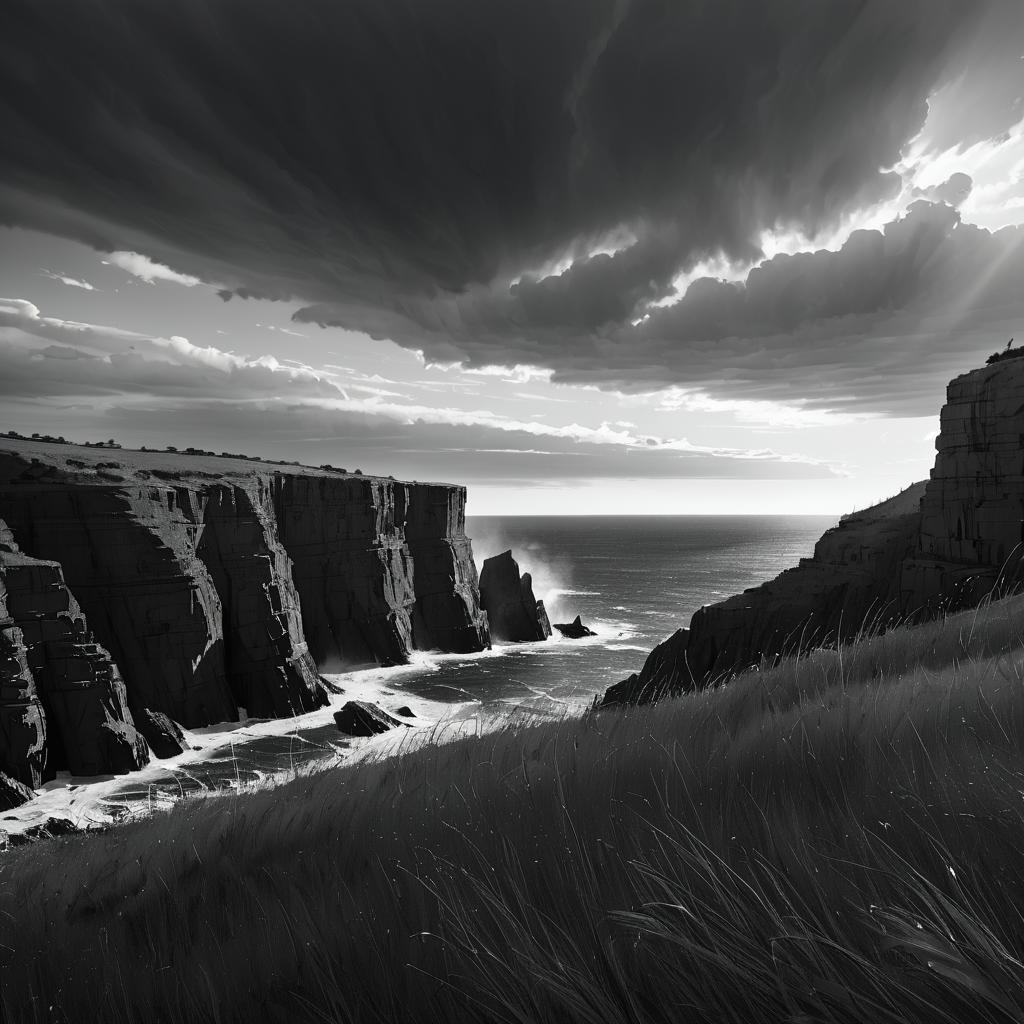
(6, 598, 1024, 1022)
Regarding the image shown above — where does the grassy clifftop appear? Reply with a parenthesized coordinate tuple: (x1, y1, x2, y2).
(6, 596, 1024, 1022)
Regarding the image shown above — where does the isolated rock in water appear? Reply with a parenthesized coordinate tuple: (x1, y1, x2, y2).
(553, 615, 596, 639)
(0, 770, 33, 810)
(333, 700, 411, 737)
(137, 709, 189, 759)
(601, 629, 690, 707)
(479, 550, 552, 642)
(394, 706, 416, 718)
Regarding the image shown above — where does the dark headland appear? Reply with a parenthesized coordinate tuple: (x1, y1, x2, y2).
(0, 441, 490, 802)
(5, 355, 1024, 1021)
(605, 353, 1024, 706)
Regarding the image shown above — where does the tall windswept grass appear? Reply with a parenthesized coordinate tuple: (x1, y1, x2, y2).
(6, 596, 1024, 1022)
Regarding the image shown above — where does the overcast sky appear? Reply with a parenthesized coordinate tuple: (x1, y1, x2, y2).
(2, 0, 1023, 514)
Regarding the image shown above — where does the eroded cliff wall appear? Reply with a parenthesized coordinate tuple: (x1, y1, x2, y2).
(0, 443, 489, 791)
(902, 357, 1024, 611)
(604, 356, 1024, 705)
(0, 520, 148, 786)
(271, 476, 489, 667)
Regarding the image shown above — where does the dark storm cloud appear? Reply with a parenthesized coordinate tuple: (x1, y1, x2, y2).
(591, 200, 1024, 415)
(301, 199, 1024, 416)
(2, 0, 1016, 394)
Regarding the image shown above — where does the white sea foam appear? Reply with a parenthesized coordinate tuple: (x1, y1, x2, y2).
(1, 616, 645, 841)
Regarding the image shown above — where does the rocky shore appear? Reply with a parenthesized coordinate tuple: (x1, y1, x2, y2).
(0, 442, 490, 801)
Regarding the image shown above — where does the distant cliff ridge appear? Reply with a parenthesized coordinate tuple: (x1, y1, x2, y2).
(0, 443, 490, 793)
(604, 356, 1024, 705)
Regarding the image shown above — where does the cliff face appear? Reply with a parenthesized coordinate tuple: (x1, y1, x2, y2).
(272, 477, 489, 667)
(405, 485, 492, 653)
(902, 359, 1024, 611)
(0, 443, 490, 791)
(603, 356, 1024, 705)
(0, 520, 148, 785)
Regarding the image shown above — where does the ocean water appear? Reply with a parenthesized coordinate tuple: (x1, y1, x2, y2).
(2, 514, 835, 836)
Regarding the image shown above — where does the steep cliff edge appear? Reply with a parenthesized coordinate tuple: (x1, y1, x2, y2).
(0, 519, 148, 785)
(603, 355, 1024, 705)
(0, 442, 489, 787)
(272, 476, 488, 667)
(902, 357, 1024, 611)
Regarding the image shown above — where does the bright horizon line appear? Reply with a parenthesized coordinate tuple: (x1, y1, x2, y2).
(465, 511, 842, 517)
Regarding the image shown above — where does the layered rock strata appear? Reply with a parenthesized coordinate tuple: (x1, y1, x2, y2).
(479, 550, 551, 642)
(603, 356, 1024, 705)
(0, 444, 490, 792)
(273, 477, 489, 667)
(0, 519, 148, 784)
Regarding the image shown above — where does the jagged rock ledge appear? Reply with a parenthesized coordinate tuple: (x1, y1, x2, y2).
(0, 441, 491, 795)
(602, 355, 1024, 706)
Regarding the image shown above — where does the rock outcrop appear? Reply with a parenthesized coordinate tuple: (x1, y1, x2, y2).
(601, 628, 689, 706)
(683, 482, 925, 686)
(0, 770, 33, 811)
(553, 615, 596, 639)
(0, 443, 490, 794)
(0, 519, 148, 783)
(273, 477, 489, 667)
(603, 355, 1024, 705)
(479, 550, 551, 642)
(333, 700, 411, 736)
(136, 709, 189, 760)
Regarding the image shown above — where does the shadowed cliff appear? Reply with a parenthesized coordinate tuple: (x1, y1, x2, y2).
(604, 354, 1024, 705)
(0, 441, 490, 793)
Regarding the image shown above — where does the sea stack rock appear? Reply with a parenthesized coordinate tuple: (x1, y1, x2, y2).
(601, 353, 1024, 706)
(479, 550, 552, 642)
(553, 615, 596, 639)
